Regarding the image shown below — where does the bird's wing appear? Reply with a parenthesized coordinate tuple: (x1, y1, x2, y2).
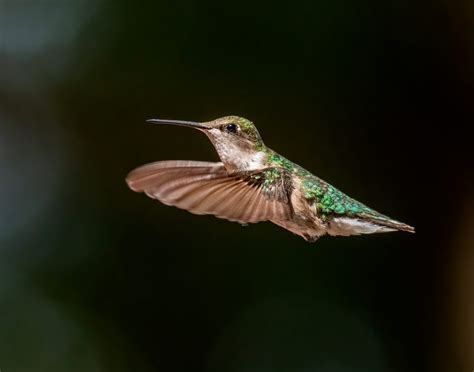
(126, 160, 293, 224)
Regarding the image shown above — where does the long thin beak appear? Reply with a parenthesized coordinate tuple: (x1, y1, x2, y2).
(146, 119, 210, 130)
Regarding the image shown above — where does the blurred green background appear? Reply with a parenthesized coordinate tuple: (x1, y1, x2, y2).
(1, 1, 473, 371)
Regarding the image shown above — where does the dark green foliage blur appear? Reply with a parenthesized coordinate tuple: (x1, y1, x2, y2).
(1, 1, 473, 371)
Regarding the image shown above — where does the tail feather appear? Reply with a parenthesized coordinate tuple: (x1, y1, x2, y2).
(370, 217, 415, 233)
(358, 211, 415, 233)
(328, 213, 415, 237)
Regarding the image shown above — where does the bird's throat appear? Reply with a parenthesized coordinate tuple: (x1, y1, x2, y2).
(213, 141, 268, 172)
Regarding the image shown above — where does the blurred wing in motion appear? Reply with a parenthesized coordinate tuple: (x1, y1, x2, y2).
(126, 161, 293, 223)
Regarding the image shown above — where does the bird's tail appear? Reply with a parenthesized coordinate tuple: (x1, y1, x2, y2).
(362, 213, 415, 233)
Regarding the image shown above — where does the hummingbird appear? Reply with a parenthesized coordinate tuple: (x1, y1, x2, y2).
(126, 116, 414, 242)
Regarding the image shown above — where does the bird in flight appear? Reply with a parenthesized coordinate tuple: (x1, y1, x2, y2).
(126, 116, 414, 242)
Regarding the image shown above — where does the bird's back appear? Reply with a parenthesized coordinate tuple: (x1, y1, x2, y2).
(266, 151, 414, 237)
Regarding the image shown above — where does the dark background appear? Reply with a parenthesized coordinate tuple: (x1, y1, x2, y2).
(1, 1, 473, 371)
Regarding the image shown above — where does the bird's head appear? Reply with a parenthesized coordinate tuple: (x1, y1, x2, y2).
(147, 116, 267, 171)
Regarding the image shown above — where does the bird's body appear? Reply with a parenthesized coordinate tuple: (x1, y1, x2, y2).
(126, 116, 414, 242)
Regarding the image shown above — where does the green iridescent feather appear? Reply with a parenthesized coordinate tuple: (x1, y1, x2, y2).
(267, 152, 391, 221)
(232, 117, 265, 151)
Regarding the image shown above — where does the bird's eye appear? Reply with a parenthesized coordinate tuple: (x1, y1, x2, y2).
(224, 123, 238, 133)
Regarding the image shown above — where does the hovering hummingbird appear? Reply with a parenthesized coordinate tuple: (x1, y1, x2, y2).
(126, 116, 414, 242)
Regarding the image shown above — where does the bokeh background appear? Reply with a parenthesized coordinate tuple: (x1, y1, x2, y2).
(1, 1, 473, 371)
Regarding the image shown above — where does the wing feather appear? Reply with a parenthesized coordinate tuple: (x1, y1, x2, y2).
(126, 160, 293, 224)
